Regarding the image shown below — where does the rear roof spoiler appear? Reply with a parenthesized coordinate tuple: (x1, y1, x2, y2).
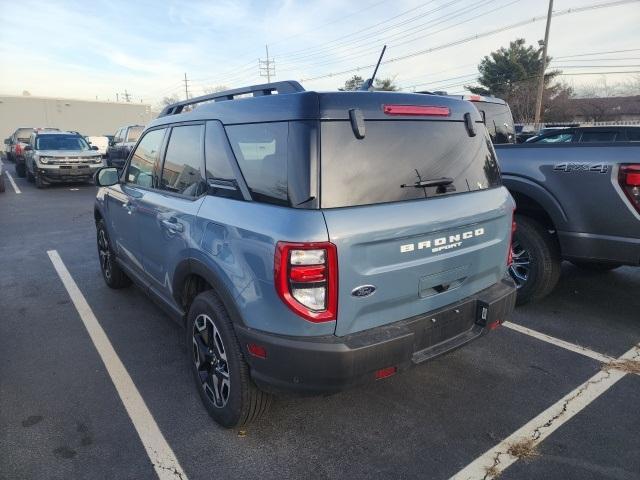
(158, 80, 306, 117)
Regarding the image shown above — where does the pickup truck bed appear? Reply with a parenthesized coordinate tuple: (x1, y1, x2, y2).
(496, 142, 640, 303)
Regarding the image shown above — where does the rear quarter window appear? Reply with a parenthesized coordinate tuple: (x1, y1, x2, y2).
(225, 122, 288, 205)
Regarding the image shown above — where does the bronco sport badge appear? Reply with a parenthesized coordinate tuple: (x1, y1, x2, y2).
(400, 228, 485, 254)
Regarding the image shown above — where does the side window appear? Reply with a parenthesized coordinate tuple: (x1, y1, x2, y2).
(126, 126, 143, 143)
(203, 121, 244, 200)
(225, 122, 288, 205)
(627, 129, 640, 141)
(580, 131, 617, 143)
(159, 125, 206, 197)
(114, 129, 122, 143)
(537, 132, 574, 143)
(127, 129, 165, 188)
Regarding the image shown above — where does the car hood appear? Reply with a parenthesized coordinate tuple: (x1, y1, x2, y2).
(37, 150, 102, 157)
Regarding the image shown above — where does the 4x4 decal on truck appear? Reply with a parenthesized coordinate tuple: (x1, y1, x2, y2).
(553, 163, 609, 174)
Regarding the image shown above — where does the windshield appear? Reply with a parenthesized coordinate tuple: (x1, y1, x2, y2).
(36, 135, 90, 151)
(126, 126, 143, 143)
(320, 120, 501, 208)
(473, 101, 515, 144)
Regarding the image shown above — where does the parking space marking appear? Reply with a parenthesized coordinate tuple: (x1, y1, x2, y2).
(47, 250, 187, 480)
(450, 343, 640, 480)
(6, 171, 21, 194)
(503, 321, 614, 364)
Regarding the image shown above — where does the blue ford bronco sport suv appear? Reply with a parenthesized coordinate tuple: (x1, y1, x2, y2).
(94, 81, 517, 428)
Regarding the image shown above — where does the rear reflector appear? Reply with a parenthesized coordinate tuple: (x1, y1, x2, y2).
(375, 366, 397, 380)
(247, 343, 267, 359)
(487, 320, 502, 330)
(383, 104, 450, 117)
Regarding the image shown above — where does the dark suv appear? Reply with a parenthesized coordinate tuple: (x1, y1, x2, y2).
(106, 124, 144, 167)
(94, 81, 516, 427)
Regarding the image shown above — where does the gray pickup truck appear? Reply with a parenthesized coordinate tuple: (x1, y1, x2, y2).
(496, 142, 640, 304)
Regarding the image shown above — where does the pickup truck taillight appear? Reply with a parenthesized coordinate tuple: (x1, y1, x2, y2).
(275, 241, 338, 322)
(15, 143, 23, 155)
(619, 164, 640, 213)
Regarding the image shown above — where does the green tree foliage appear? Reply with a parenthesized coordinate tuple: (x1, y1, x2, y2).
(468, 39, 563, 122)
(340, 75, 364, 91)
(373, 77, 398, 91)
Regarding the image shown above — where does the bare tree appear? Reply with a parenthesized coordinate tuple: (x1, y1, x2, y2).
(203, 85, 229, 94)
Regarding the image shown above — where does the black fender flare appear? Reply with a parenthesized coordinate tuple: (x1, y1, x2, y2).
(502, 174, 569, 231)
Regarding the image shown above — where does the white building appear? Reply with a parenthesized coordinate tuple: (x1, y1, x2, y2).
(0, 94, 154, 141)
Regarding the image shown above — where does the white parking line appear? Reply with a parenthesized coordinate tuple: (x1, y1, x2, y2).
(47, 250, 187, 480)
(6, 171, 21, 194)
(450, 343, 640, 480)
(503, 321, 614, 364)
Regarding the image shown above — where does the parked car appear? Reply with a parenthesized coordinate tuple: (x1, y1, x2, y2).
(525, 126, 640, 144)
(106, 125, 144, 167)
(496, 141, 640, 304)
(87, 136, 110, 157)
(0, 161, 6, 193)
(23, 130, 103, 188)
(94, 81, 517, 427)
(6, 127, 59, 177)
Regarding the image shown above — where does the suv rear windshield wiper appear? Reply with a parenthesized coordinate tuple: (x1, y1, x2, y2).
(401, 177, 453, 189)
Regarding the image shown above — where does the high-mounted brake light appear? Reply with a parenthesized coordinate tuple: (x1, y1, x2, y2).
(619, 164, 640, 213)
(275, 242, 338, 323)
(383, 104, 450, 117)
(466, 95, 483, 102)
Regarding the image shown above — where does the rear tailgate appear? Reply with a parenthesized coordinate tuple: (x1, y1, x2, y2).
(318, 92, 514, 336)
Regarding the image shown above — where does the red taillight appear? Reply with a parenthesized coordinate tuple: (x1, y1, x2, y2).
(247, 343, 267, 359)
(375, 366, 397, 380)
(507, 211, 516, 266)
(619, 164, 640, 213)
(15, 144, 23, 155)
(468, 95, 482, 102)
(383, 104, 450, 117)
(274, 241, 338, 323)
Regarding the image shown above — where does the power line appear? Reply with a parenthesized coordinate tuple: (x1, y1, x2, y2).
(183, 73, 190, 100)
(259, 45, 275, 82)
(300, 0, 639, 83)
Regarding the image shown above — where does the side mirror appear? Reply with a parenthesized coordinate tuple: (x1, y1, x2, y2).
(3, 139, 10, 145)
(90, 145, 99, 151)
(95, 167, 119, 187)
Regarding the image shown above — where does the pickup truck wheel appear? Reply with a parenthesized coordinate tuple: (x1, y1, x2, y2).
(187, 290, 271, 428)
(570, 261, 622, 272)
(96, 220, 131, 288)
(15, 162, 26, 178)
(0, 174, 5, 192)
(26, 166, 35, 183)
(509, 215, 561, 305)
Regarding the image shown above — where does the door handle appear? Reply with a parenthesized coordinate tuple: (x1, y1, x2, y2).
(162, 219, 183, 233)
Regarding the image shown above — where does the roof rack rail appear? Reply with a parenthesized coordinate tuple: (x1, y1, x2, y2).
(158, 80, 306, 117)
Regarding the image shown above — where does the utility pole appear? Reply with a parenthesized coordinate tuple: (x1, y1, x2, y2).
(116, 93, 119, 102)
(121, 89, 131, 102)
(533, 0, 553, 128)
(259, 45, 275, 82)
(183, 72, 190, 100)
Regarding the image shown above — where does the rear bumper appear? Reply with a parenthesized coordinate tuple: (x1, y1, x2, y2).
(559, 231, 640, 265)
(236, 277, 516, 394)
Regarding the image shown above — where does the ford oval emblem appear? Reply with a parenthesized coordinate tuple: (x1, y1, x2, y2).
(351, 285, 376, 298)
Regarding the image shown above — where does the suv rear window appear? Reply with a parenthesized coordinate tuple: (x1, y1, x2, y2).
(225, 122, 288, 205)
(320, 120, 500, 208)
(16, 128, 33, 142)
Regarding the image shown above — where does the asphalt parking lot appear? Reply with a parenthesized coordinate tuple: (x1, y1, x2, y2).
(1, 168, 639, 480)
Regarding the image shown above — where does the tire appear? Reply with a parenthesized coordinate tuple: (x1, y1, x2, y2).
(96, 219, 131, 288)
(34, 170, 46, 189)
(0, 174, 5, 193)
(26, 164, 35, 183)
(187, 290, 271, 428)
(15, 161, 26, 178)
(570, 261, 622, 272)
(509, 215, 561, 305)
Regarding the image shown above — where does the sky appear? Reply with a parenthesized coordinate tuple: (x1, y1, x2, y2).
(0, 0, 639, 107)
